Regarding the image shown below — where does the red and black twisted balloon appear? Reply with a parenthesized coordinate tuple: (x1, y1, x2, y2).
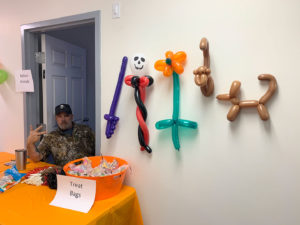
(125, 75, 154, 153)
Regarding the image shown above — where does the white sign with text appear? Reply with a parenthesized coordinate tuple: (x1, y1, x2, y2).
(15, 70, 34, 92)
(50, 175, 96, 213)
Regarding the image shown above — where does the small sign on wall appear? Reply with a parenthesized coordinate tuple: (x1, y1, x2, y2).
(15, 70, 34, 92)
(50, 175, 96, 213)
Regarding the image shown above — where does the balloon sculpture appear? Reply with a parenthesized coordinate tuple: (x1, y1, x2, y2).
(193, 38, 214, 96)
(154, 51, 198, 150)
(0, 69, 8, 84)
(125, 54, 154, 153)
(216, 74, 277, 121)
(104, 56, 128, 138)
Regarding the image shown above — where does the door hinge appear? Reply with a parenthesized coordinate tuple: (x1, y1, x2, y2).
(42, 70, 46, 79)
(35, 52, 45, 64)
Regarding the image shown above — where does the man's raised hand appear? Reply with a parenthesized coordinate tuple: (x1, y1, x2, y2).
(27, 125, 47, 145)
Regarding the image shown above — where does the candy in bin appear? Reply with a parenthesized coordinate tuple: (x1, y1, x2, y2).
(99, 159, 120, 176)
(67, 157, 126, 177)
(83, 157, 93, 174)
(112, 164, 128, 174)
(91, 159, 112, 177)
(110, 159, 119, 170)
(68, 157, 93, 176)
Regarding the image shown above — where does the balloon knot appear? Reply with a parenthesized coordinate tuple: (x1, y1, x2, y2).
(131, 76, 140, 88)
(166, 58, 172, 65)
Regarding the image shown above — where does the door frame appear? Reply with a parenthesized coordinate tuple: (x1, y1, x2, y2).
(21, 11, 101, 155)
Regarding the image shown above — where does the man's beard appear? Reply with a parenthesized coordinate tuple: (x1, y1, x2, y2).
(58, 122, 72, 131)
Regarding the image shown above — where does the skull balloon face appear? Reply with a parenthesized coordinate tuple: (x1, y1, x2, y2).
(130, 53, 148, 76)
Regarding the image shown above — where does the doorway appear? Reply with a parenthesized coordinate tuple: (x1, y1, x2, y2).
(21, 11, 101, 155)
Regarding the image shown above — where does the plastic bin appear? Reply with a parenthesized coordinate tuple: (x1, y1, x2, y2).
(63, 156, 128, 201)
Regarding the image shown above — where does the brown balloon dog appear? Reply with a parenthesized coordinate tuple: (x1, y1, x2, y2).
(193, 38, 214, 96)
(216, 74, 277, 121)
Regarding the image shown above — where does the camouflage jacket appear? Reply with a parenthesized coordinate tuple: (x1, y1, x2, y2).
(37, 123, 95, 166)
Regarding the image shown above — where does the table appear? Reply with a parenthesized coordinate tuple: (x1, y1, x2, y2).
(0, 152, 51, 174)
(0, 152, 16, 173)
(0, 152, 143, 225)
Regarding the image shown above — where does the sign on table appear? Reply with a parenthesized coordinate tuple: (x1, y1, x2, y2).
(50, 175, 96, 213)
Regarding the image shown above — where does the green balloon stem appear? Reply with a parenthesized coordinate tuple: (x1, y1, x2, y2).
(173, 72, 180, 121)
(155, 71, 198, 150)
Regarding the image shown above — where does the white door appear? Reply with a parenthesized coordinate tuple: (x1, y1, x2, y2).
(42, 34, 87, 132)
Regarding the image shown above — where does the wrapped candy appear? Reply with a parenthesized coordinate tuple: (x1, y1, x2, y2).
(68, 157, 93, 176)
(68, 158, 126, 177)
(0, 175, 18, 192)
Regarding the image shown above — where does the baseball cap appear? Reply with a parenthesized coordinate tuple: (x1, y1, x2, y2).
(55, 104, 72, 115)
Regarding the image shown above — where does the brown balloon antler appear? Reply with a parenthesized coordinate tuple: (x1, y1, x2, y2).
(216, 74, 277, 121)
(193, 38, 214, 96)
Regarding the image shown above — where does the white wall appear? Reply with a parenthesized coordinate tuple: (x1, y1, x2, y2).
(1, 0, 300, 225)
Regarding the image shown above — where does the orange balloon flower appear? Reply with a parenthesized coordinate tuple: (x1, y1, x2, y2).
(154, 51, 187, 77)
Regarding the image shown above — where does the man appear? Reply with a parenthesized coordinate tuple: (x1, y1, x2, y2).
(27, 104, 95, 166)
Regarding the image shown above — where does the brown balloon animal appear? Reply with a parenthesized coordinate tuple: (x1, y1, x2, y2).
(216, 74, 277, 121)
(193, 38, 214, 96)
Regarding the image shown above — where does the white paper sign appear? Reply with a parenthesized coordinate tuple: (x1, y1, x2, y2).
(15, 70, 34, 92)
(50, 175, 96, 213)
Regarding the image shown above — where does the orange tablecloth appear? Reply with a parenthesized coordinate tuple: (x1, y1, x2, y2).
(0, 152, 16, 173)
(0, 153, 143, 225)
(0, 152, 50, 174)
(0, 152, 15, 163)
